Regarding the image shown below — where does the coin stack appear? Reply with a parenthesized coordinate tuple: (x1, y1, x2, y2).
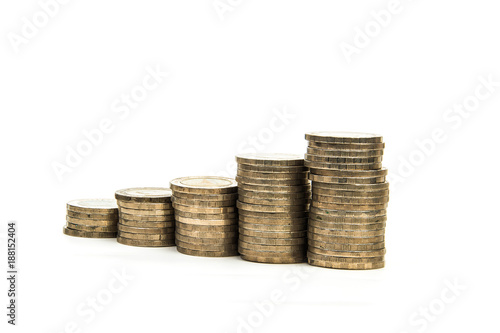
(64, 199, 118, 238)
(305, 132, 389, 270)
(235, 153, 310, 264)
(170, 176, 239, 257)
(115, 187, 175, 247)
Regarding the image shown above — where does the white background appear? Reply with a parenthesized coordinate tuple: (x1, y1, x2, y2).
(1, 1, 499, 332)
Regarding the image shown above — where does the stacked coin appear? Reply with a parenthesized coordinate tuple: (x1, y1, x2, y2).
(170, 176, 239, 257)
(115, 187, 175, 247)
(64, 199, 118, 238)
(235, 153, 310, 264)
(305, 132, 389, 270)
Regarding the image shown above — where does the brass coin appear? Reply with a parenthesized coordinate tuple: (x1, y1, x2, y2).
(307, 147, 384, 158)
(176, 228, 238, 239)
(312, 187, 389, 198)
(305, 131, 383, 144)
(236, 153, 304, 166)
(176, 246, 238, 257)
(241, 255, 306, 264)
(172, 191, 238, 201)
(308, 174, 386, 184)
(307, 251, 384, 263)
(118, 207, 175, 216)
(175, 233, 237, 245)
(309, 206, 386, 217)
(238, 188, 310, 200)
(119, 212, 175, 222)
(239, 234, 306, 246)
(66, 210, 117, 220)
(172, 197, 236, 207)
(66, 216, 117, 227)
(309, 167, 388, 177)
(311, 194, 389, 205)
(175, 221, 238, 232)
(239, 221, 307, 232)
(308, 226, 385, 237)
(309, 212, 387, 224)
(308, 258, 385, 270)
(307, 232, 384, 244)
(305, 160, 383, 170)
(305, 154, 383, 164)
(311, 201, 388, 210)
(117, 236, 174, 247)
(63, 226, 117, 238)
(176, 240, 238, 252)
(239, 214, 308, 225)
(67, 199, 118, 214)
(172, 202, 236, 214)
(66, 222, 117, 232)
(170, 176, 237, 194)
(236, 176, 309, 186)
(238, 164, 308, 173)
(118, 231, 174, 241)
(239, 228, 307, 239)
(175, 216, 238, 226)
(239, 210, 308, 219)
(238, 246, 306, 258)
(307, 246, 386, 258)
(308, 141, 385, 150)
(174, 210, 237, 220)
(118, 224, 174, 234)
(117, 200, 173, 210)
(237, 201, 308, 213)
(238, 194, 309, 206)
(308, 219, 385, 231)
(119, 218, 175, 228)
(237, 170, 308, 180)
(239, 240, 306, 252)
(115, 187, 172, 203)
(238, 183, 310, 193)
(312, 181, 389, 191)
(308, 239, 385, 251)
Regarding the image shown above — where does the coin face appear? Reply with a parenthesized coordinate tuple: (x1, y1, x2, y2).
(305, 131, 383, 143)
(115, 187, 172, 202)
(170, 176, 237, 194)
(236, 153, 304, 166)
(67, 199, 118, 213)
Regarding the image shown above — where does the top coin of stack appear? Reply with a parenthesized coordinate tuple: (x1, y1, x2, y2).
(170, 176, 239, 257)
(64, 199, 118, 238)
(115, 187, 175, 247)
(235, 153, 310, 264)
(304, 131, 389, 270)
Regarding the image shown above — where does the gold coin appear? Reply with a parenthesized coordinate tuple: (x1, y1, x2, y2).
(308, 226, 385, 237)
(118, 231, 174, 241)
(176, 227, 238, 239)
(176, 240, 238, 251)
(307, 251, 384, 263)
(311, 201, 388, 210)
(305, 154, 383, 164)
(239, 221, 307, 232)
(307, 246, 386, 258)
(308, 239, 385, 251)
(308, 258, 385, 270)
(238, 188, 310, 200)
(66, 210, 117, 220)
(175, 216, 238, 226)
(239, 210, 308, 219)
(176, 246, 238, 257)
(117, 236, 174, 247)
(117, 200, 173, 210)
(307, 147, 384, 157)
(238, 164, 308, 173)
(115, 187, 172, 203)
(308, 174, 386, 184)
(237, 201, 308, 213)
(172, 197, 236, 207)
(237, 170, 308, 180)
(312, 181, 389, 191)
(238, 247, 305, 258)
(238, 195, 310, 206)
(239, 240, 306, 252)
(172, 202, 236, 214)
(236, 176, 309, 186)
(119, 218, 175, 228)
(67, 199, 118, 214)
(239, 228, 307, 238)
(308, 141, 385, 150)
(118, 207, 175, 216)
(172, 191, 238, 201)
(305, 160, 383, 170)
(175, 233, 237, 245)
(119, 212, 175, 222)
(174, 210, 237, 220)
(239, 234, 306, 246)
(307, 232, 384, 244)
(241, 255, 306, 264)
(239, 214, 308, 225)
(65, 222, 117, 232)
(311, 194, 389, 205)
(305, 131, 383, 144)
(312, 187, 389, 198)
(238, 183, 310, 193)
(175, 221, 238, 232)
(66, 216, 117, 227)
(309, 211, 387, 223)
(170, 176, 238, 194)
(118, 224, 174, 234)
(309, 167, 388, 177)
(236, 153, 304, 166)
(308, 219, 385, 231)
(63, 226, 117, 238)
(309, 206, 386, 217)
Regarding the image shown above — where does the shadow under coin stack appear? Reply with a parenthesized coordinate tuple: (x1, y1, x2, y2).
(170, 176, 239, 257)
(64, 199, 118, 238)
(304, 132, 389, 270)
(235, 153, 310, 264)
(115, 187, 175, 247)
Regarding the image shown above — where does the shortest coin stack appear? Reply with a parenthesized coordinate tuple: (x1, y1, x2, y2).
(115, 187, 175, 247)
(170, 176, 239, 257)
(64, 199, 118, 238)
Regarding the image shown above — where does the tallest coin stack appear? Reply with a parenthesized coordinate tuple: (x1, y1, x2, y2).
(304, 132, 389, 270)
